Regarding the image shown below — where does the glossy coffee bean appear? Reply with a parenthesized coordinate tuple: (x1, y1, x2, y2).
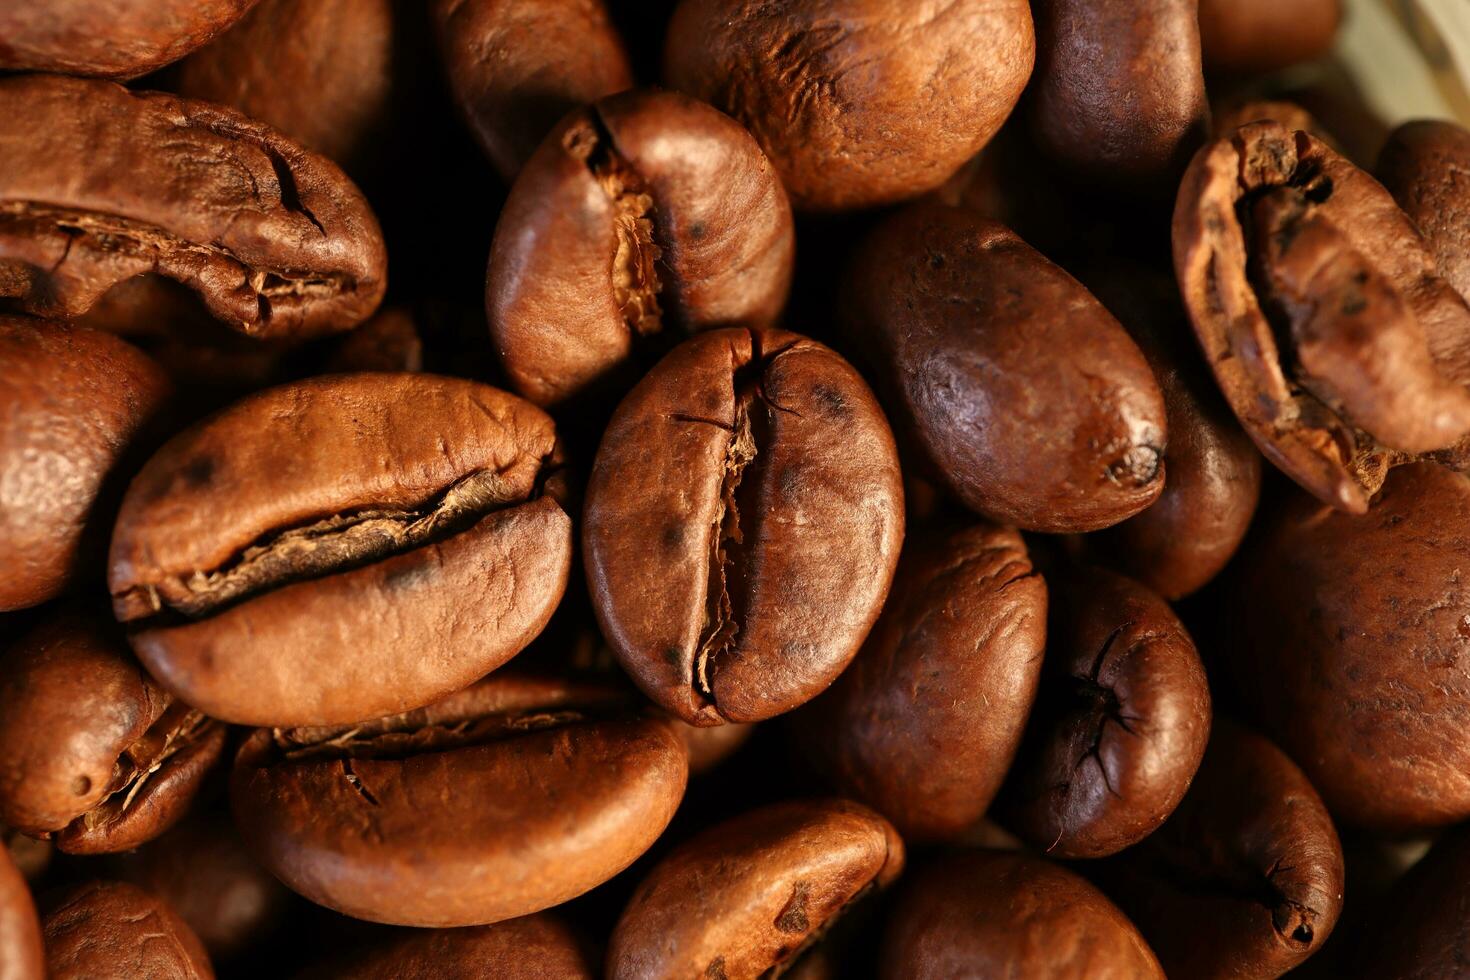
(433, 0, 633, 182)
(1174, 120, 1470, 513)
(109, 373, 571, 727)
(1030, 0, 1208, 186)
(1378, 119, 1470, 303)
(879, 850, 1164, 979)
(1099, 720, 1344, 979)
(0, 613, 225, 855)
(44, 881, 213, 980)
(1358, 825, 1470, 977)
(0, 318, 169, 612)
(0, 1, 255, 79)
(1199, 0, 1342, 75)
(0, 845, 42, 980)
(1230, 462, 1470, 831)
(584, 327, 904, 725)
(793, 523, 1046, 841)
(843, 203, 1167, 533)
(0, 74, 386, 340)
(315, 914, 594, 979)
(487, 88, 794, 408)
(664, 0, 1035, 211)
(231, 675, 688, 926)
(608, 799, 903, 980)
(1001, 566, 1211, 858)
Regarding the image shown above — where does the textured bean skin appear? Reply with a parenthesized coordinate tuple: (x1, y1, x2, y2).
(584, 327, 904, 726)
(314, 914, 594, 979)
(1198, 0, 1342, 76)
(0, 318, 169, 612)
(1230, 463, 1470, 831)
(1379, 120, 1470, 304)
(664, 0, 1035, 211)
(0, 845, 42, 980)
(879, 851, 1164, 979)
(43, 881, 213, 980)
(110, 373, 571, 727)
(0, 75, 386, 340)
(0, 0, 257, 79)
(488, 89, 794, 407)
(608, 799, 903, 980)
(843, 204, 1167, 533)
(792, 523, 1046, 841)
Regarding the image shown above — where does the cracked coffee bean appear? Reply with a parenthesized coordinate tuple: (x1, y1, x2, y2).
(1229, 462, 1470, 831)
(1000, 565, 1211, 858)
(0, 844, 42, 980)
(314, 913, 595, 979)
(584, 326, 904, 726)
(1378, 118, 1470, 304)
(1097, 719, 1345, 980)
(0, 74, 386, 340)
(607, 799, 904, 980)
(42, 880, 213, 980)
(1198, 0, 1342, 76)
(843, 203, 1168, 533)
(0, 317, 170, 612)
(879, 850, 1165, 979)
(664, 0, 1035, 211)
(108, 373, 572, 727)
(487, 88, 794, 408)
(0, 611, 226, 855)
(231, 675, 688, 926)
(792, 522, 1046, 842)
(1174, 120, 1470, 512)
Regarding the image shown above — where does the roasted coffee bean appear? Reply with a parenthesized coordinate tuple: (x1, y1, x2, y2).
(176, 0, 396, 172)
(433, 0, 634, 182)
(1198, 0, 1342, 76)
(43, 880, 213, 980)
(324, 306, 424, 374)
(1357, 825, 1470, 978)
(584, 326, 904, 725)
(1001, 565, 1211, 858)
(0, 613, 226, 855)
(1378, 119, 1470, 303)
(607, 799, 903, 980)
(1029, 0, 1208, 186)
(0, 1, 256, 79)
(1174, 120, 1470, 512)
(0, 318, 169, 612)
(0, 74, 386, 340)
(1098, 720, 1344, 979)
(1229, 462, 1470, 831)
(487, 88, 794, 408)
(231, 675, 688, 926)
(2, 829, 50, 884)
(843, 203, 1167, 533)
(314, 914, 594, 979)
(681, 721, 755, 775)
(793, 523, 1046, 841)
(0, 845, 42, 980)
(878, 850, 1164, 979)
(109, 373, 571, 727)
(664, 0, 1035, 211)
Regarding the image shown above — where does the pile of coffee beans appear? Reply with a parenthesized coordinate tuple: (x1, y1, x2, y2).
(2, 0, 1466, 976)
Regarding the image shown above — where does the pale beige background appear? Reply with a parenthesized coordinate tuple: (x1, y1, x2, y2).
(1343, 0, 1470, 123)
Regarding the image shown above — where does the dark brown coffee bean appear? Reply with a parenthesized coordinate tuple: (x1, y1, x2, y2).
(324, 306, 424, 374)
(0, 74, 386, 340)
(681, 721, 756, 775)
(43, 880, 213, 980)
(1029, 0, 1208, 186)
(1174, 120, 1470, 513)
(2, 829, 50, 884)
(109, 373, 572, 727)
(1357, 825, 1470, 978)
(0, 612, 226, 855)
(1001, 566, 1211, 858)
(793, 523, 1046, 841)
(1199, 0, 1342, 75)
(584, 327, 904, 725)
(433, 0, 634, 182)
(1212, 100, 1329, 142)
(1229, 462, 1470, 831)
(487, 88, 794, 408)
(0, 1, 256, 80)
(230, 675, 689, 926)
(0, 845, 42, 980)
(315, 914, 594, 979)
(0, 318, 170, 612)
(176, 0, 396, 172)
(1098, 720, 1344, 979)
(607, 799, 903, 980)
(878, 850, 1164, 979)
(843, 203, 1167, 533)
(1378, 119, 1470, 304)
(663, 0, 1035, 211)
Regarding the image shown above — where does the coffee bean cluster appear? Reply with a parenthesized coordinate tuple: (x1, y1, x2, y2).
(0, 0, 1462, 977)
